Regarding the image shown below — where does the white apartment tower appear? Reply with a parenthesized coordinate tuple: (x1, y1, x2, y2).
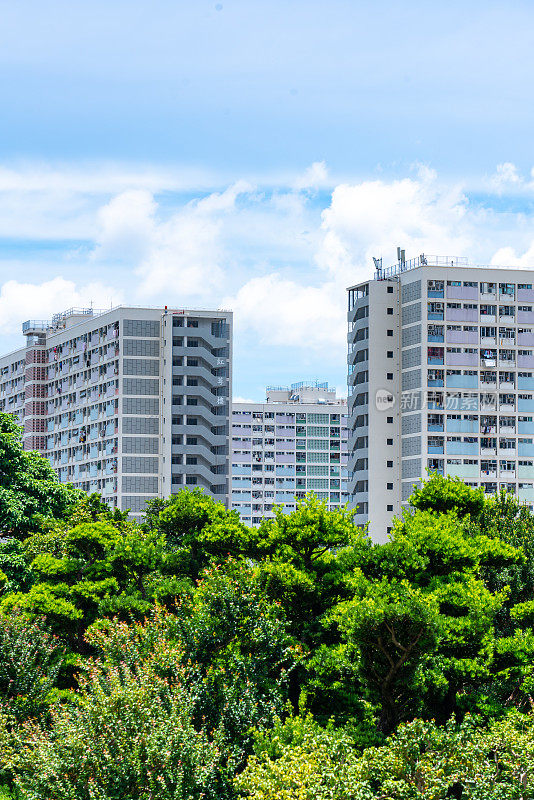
(4, 306, 232, 517)
(231, 381, 349, 525)
(347, 254, 534, 542)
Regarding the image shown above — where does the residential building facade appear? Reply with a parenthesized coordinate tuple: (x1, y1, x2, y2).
(231, 381, 349, 525)
(347, 254, 534, 542)
(3, 305, 232, 517)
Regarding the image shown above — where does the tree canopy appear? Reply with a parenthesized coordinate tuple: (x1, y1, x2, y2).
(0, 415, 534, 798)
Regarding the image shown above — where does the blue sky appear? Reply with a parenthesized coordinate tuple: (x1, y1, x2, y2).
(1, 0, 534, 398)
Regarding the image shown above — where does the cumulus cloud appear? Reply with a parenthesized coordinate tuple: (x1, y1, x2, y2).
(3, 160, 534, 385)
(92, 181, 254, 299)
(293, 161, 329, 192)
(92, 189, 157, 262)
(490, 242, 534, 267)
(226, 274, 345, 350)
(491, 162, 524, 192)
(227, 169, 473, 356)
(316, 171, 471, 286)
(0, 276, 123, 334)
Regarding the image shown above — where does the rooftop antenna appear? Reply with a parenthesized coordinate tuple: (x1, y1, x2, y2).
(372, 256, 383, 278)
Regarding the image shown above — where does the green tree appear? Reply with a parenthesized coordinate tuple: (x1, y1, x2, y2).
(0, 538, 34, 596)
(337, 508, 517, 730)
(338, 575, 441, 733)
(252, 495, 369, 720)
(0, 414, 80, 538)
(145, 488, 253, 579)
(2, 520, 184, 652)
(410, 472, 485, 519)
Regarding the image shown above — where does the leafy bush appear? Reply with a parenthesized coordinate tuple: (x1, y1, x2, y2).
(238, 712, 534, 799)
(4, 655, 223, 800)
(0, 611, 64, 722)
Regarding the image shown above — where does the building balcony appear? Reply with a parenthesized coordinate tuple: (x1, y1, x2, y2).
(447, 463, 479, 479)
(447, 353, 478, 367)
(446, 375, 477, 389)
(447, 331, 478, 345)
(447, 309, 478, 322)
(447, 286, 478, 301)
(447, 442, 479, 455)
(447, 420, 478, 433)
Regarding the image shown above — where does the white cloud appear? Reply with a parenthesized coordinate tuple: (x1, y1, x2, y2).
(293, 161, 329, 191)
(92, 181, 255, 300)
(227, 274, 345, 350)
(92, 189, 157, 262)
(490, 242, 534, 268)
(0, 276, 123, 334)
(227, 170, 474, 356)
(2, 161, 534, 382)
(491, 162, 524, 192)
(317, 172, 471, 286)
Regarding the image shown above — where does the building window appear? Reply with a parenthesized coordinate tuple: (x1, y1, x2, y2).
(387, 286, 393, 293)
(387, 482, 393, 489)
(387, 372, 393, 380)
(387, 461, 393, 467)
(387, 351, 393, 358)
(387, 307, 393, 315)
(387, 329, 393, 336)
(387, 504, 393, 511)
(387, 416, 393, 423)
(387, 438, 393, 445)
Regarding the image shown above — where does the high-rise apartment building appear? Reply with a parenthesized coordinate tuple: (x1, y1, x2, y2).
(2, 305, 232, 517)
(231, 381, 348, 525)
(347, 254, 534, 542)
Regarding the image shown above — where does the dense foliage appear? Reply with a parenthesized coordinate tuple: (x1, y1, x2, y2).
(3, 415, 534, 797)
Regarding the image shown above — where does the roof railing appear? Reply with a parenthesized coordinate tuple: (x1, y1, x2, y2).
(375, 254, 469, 280)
